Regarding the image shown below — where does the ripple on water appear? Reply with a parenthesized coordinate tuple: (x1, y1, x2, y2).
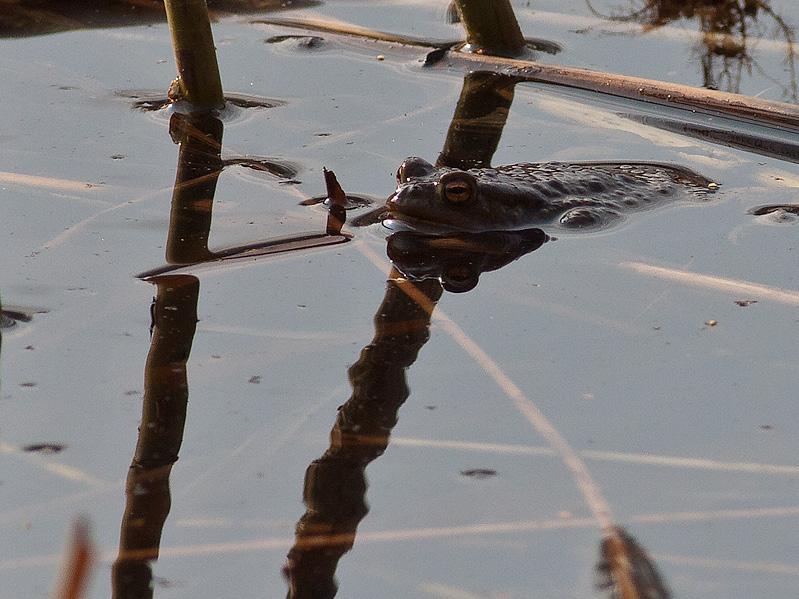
(748, 204, 799, 224)
(115, 90, 286, 126)
(264, 34, 329, 53)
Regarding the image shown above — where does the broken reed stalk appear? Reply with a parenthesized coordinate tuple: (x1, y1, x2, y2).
(163, 0, 225, 110)
(258, 16, 799, 130)
(452, 0, 526, 57)
(443, 50, 799, 132)
(323, 168, 347, 235)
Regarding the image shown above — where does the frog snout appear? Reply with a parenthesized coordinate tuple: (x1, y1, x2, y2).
(386, 186, 411, 209)
(387, 182, 429, 208)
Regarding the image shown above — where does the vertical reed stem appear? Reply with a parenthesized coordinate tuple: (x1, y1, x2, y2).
(453, 0, 526, 57)
(163, 0, 225, 110)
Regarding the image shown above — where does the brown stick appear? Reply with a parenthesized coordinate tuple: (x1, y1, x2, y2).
(440, 51, 799, 132)
(257, 16, 799, 131)
(163, 0, 225, 110)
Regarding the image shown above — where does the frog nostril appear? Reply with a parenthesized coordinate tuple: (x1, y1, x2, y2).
(387, 190, 403, 207)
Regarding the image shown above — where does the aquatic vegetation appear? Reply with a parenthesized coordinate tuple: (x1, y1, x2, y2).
(587, 0, 799, 98)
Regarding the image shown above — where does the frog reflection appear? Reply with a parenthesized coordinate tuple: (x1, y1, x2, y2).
(387, 228, 548, 292)
(285, 225, 668, 598)
(383, 156, 715, 233)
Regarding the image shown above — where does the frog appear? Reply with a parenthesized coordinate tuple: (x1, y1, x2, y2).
(384, 157, 716, 232)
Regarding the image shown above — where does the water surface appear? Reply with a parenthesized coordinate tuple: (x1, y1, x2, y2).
(0, 1, 797, 598)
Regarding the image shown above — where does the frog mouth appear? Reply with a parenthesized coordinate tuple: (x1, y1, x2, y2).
(384, 201, 463, 233)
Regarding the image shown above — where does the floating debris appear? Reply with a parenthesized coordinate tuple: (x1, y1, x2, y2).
(748, 204, 799, 224)
(323, 168, 348, 235)
(460, 468, 497, 479)
(734, 300, 758, 307)
(265, 34, 326, 50)
(23, 443, 65, 454)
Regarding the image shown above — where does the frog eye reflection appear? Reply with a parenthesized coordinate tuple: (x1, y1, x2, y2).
(439, 172, 476, 204)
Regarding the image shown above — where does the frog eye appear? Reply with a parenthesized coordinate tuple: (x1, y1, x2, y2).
(397, 157, 435, 183)
(439, 171, 476, 204)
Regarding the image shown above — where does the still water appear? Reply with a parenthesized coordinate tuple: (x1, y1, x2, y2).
(1, 1, 798, 597)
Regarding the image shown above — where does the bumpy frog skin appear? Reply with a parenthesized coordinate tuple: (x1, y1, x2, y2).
(386, 157, 715, 232)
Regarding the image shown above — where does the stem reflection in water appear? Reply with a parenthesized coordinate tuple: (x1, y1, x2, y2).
(437, 71, 520, 170)
(287, 68, 673, 597)
(115, 103, 348, 597)
(112, 111, 221, 598)
(112, 37, 682, 599)
(112, 275, 199, 599)
(165, 113, 224, 264)
(284, 271, 443, 599)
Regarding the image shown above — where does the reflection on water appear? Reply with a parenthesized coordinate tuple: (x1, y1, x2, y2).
(0, 0, 321, 37)
(2, 1, 797, 596)
(163, 112, 225, 264)
(87, 5, 784, 595)
(623, 112, 799, 163)
(112, 109, 217, 598)
(0, 308, 33, 329)
(284, 271, 443, 598)
(284, 228, 668, 596)
(438, 72, 519, 170)
(748, 202, 799, 223)
(109, 21, 747, 595)
(387, 228, 549, 292)
(1, 310, 22, 330)
(596, 527, 670, 598)
(112, 276, 198, 599)
(286, 65, 685, 597)
(134, 112, 348, 279)
(116, 97, 350, 596)
(342, 73, 717, 236)
(120, 90, 286, 115)
(589, 0, 798, 99)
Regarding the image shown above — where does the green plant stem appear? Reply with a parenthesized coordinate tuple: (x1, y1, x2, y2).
(453, 0, 526, 57)
(163, 0, 225, 110)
